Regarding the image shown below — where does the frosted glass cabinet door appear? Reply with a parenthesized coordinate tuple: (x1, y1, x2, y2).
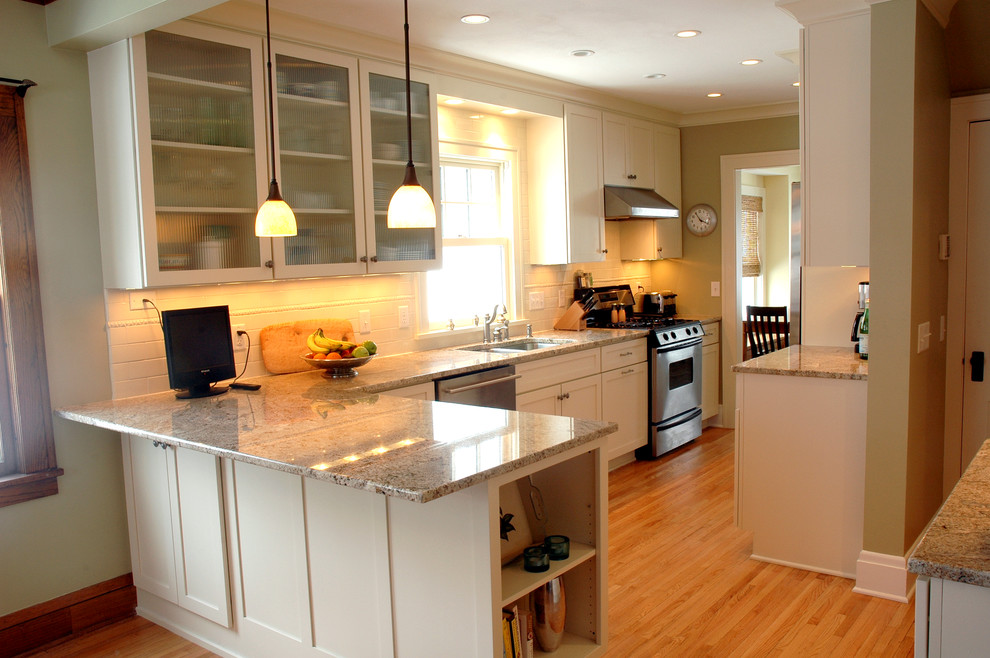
(141, 27, 272, 285)
(270, 45, 366, 277)
(359, 61, 441, 273)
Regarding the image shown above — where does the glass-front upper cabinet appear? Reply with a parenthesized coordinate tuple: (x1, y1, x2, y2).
(140, 26, 271, 286)
(269, 44, 366, 277)
(358, 60, 441, 274)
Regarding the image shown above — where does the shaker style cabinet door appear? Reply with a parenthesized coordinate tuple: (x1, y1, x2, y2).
(358, 59, 441, 274)
(268, 43, 367, 277)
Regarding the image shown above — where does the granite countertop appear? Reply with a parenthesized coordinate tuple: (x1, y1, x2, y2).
(909, 439, 990, 586)
(677, 314, 721, 325)
(731, 345, 868, 381)
(56, 329, 641, 503)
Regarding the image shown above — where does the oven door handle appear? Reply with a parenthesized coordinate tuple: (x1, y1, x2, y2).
(654, 337, 703, 353)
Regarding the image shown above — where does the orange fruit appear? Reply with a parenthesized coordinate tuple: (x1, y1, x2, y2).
(312, 353, 327, 360)
(326, 352, 343, 360)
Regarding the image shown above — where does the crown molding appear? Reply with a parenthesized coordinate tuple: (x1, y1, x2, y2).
(776, 0, 872, 26)
(677, 102, 799, 128)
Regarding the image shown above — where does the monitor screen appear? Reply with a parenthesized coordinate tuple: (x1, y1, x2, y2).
(161, 305, 236, 399)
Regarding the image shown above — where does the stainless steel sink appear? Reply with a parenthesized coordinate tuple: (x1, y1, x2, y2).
(457, 338, 575, 353)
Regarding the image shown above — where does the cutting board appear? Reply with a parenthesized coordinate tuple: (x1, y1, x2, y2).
(259, 318, 356, 374)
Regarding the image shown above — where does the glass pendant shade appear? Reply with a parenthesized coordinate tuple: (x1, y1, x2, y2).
(387, 164, 436, 228)
(256, 180, 297, 237)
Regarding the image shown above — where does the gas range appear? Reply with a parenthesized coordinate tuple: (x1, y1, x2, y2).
(601, 314, 704, 348)
(578, 285, 703, 348)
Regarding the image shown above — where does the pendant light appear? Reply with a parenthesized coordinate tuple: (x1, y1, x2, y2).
(386, 0, 437, 229)
(255, 0, 297, 237)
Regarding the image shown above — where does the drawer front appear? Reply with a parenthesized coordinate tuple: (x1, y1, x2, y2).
(515, 348, 601, 394)
(601, 338, 647, 371)
(702, 321, 720, 347)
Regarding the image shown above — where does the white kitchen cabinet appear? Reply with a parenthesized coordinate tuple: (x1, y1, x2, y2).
(383, 381, 436, 400)
(654, 124, 682, 209)
(916, 576, 990, 657)
(701, 322, 720, 420)
(601, 339, 648, 460)
(517, 374, 602, 420)
(603, 113, 655, 187)
(618, 217, 682, 260)
(121, 435, 231, 627)
(528, 104, 606, 264)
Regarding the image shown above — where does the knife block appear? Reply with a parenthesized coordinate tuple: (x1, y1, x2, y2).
(553, 301, 587, 331)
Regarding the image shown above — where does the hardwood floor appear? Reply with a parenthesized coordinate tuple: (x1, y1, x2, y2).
(22, 428, 914, 657)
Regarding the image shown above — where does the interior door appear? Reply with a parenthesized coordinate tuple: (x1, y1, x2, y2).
(961, 119, 990, 469)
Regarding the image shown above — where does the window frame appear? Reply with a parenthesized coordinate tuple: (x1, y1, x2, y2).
(740, 185, 768, 319)
(420, 143, 521, 332)
(0, 84, 62, 506)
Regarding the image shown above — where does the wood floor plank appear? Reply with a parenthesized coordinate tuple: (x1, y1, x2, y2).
(21, 428, 914, 657)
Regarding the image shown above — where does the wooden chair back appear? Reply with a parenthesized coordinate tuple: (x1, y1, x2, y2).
(745, 306, 789, 359)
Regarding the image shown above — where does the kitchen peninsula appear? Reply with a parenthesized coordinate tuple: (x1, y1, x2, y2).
(56, 332, 630, 658)
(733, 346, 868, 578)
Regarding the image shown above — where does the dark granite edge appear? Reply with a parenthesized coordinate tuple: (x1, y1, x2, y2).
(729, 364, 868, 381)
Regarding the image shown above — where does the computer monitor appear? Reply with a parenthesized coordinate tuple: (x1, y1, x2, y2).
(161, 305, 236, 399)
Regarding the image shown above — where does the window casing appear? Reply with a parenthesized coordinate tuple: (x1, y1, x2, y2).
(0, 84, 61, 505)
(740, 187, 767, 319)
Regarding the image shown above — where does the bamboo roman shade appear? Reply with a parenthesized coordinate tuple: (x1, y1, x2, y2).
(741, 194, 763, 278)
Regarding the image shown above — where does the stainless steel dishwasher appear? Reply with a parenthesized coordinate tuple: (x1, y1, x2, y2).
(434, 365, 520, 410)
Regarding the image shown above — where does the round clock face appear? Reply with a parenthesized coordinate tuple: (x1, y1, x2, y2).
(685, 204, 718, 237)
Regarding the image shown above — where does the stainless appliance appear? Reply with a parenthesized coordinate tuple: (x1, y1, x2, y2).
(435, 365, 520, 410)
(851, 281, 869, 353)
(604, 185, 680, 219)
(583, 285, 704, 458)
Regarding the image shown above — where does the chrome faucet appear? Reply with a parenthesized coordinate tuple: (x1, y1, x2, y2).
(483, 305, 499, 343)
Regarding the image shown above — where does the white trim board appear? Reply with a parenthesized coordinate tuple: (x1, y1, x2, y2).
(854, 550, 917, 603)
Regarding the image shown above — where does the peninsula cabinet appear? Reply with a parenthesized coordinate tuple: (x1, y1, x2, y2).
(603, 113, 655, 187)
(600, 339, 648, 461)
(88, 22, 440, 288)
(528, 104, 606, 265)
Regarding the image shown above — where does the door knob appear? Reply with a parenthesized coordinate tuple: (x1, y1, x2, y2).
(972, 351, 985, 382)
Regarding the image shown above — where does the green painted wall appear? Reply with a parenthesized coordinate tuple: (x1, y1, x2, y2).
(0, 0, 131, 616)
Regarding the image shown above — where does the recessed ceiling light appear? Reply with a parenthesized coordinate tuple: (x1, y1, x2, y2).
(501, 109, 519, 115)
(570, 49, 595, 57)
(460, 14, 490, 24)
(675, 30, 701, 38)
(469, 114, 484, 119)
(644, 73, 667, 79)
(792, 81, 801, 87)
(740, 58, 763, 66)
(707, 92, 722, 98)
(444, 98, 465, 105)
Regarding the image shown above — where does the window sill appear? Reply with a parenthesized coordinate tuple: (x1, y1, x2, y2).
(0, 468, 64, 508)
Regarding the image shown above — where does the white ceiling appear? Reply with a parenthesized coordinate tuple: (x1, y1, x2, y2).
(265, 0, 802, 116)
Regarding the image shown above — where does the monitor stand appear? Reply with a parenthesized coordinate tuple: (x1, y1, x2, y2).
(175, 384, 229, 399)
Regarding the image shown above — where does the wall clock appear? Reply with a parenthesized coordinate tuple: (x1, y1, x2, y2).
(685, 203, 718, 237)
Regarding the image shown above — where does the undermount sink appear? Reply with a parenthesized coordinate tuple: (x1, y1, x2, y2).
(457, 338, 575, 353)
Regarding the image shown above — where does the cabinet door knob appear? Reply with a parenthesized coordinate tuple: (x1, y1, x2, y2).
(627, 174, 637, 180)
(264, 260, 274, 269)
(370, 255, 378, 262)
(601, 249, 608, 254)
(360, 256, 368, 263)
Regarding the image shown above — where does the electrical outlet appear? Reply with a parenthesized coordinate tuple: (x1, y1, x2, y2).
(529, 291, 545, 311)
(231, 324, 247, 352)
(129, 291, 155, 311)
(398, 305, 410, 329)
(359, 310, 371, 334)
(918, 321, 931, 353)
(711, 281, 721, 297)
(558, 289, 566, 308)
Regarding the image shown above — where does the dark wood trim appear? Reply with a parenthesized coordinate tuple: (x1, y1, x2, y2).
(0, 468, 64, 508)
(0, 574, 135, 656)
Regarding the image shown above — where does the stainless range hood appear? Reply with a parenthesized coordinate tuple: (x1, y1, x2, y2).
(604, 185, 680, 219)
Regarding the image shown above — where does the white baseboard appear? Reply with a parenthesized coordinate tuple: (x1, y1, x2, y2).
(750, 553, 854, 579)
(854, 550, 916, 602)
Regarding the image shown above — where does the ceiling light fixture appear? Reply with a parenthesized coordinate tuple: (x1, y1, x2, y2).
(387, 0, 437, 229)
(792, 81, 801, 87)
(460, 14, 490, 24)
(644, 73, 666, 79)
(707, 92, 722, 98)
(444, 98, 465, 105)
(740, 58, 763, 66)
(501, 108, 519, 115)
(255, 0, 297, 238)
(570, 49, 595, 57)
(675, 30, 701, 38)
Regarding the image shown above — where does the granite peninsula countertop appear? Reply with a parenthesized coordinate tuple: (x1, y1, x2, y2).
(731, 345, 868, 381)
(56, 329, 639, 503)
(909, 439, 990, 586)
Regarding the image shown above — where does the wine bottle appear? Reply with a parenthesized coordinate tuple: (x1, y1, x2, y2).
(859, 299, 869, 360)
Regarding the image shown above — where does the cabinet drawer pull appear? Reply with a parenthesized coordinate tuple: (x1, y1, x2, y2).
(619, 351, 632, 357)
(627, 174, 637, 180)
(621, 368, 635, 375)
(557, 392, 571, 400)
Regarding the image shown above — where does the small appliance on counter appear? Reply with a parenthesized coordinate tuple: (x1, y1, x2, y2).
(642, 290, 677, 317)
(851, 281, 869, 353)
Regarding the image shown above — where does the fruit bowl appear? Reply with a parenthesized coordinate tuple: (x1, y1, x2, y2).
(301, 353, 376, 378)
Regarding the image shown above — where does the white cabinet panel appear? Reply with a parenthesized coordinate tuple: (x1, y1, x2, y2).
(618, 218, 682, 260)
(602, 362, 648, 460)
(603, 113, 655, 187)
(702, 344, 720, 420)
(561, 374, 603, 421)
(232, 462, 311, 643)
(516, 385, 561, 415)
(654, 124, 682, 209)
(384, 381, 435, 400)
(516, 348, 600, 394)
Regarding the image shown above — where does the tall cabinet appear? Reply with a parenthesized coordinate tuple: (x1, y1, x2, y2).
(89, 23, 441, 288)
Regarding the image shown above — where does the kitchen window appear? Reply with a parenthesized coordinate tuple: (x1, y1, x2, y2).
(422, 149, 517, 331)
(740, 187, 766, 318)
(0, 83, 62, 506)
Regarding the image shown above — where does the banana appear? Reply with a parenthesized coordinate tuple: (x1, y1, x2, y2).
(312, 329, 336, 350)
(306, 333, 330, 354)
(316, 329, 355, 351)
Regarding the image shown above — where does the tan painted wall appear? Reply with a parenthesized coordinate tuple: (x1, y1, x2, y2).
(651, 117, 799, 317)
(864, 0, 950, 557)
(0, 0, 131, 616)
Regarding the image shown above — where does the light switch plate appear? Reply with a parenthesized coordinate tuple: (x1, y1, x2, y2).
(558, 289, 566, 308)
(359, 310, 371, 334)
(918, 321, 931, 353)
(231, 324, 247, 352)
(398, 305, 410, 329)
(711, 281, 721, 297)
(529, 291, 545, 310)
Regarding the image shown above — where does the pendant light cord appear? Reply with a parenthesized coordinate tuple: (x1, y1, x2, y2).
(403, 0, 413, 168)
(265, 0, 278, 186)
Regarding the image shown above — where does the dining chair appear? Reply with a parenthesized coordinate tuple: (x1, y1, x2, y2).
(745, 305, 789, 358)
